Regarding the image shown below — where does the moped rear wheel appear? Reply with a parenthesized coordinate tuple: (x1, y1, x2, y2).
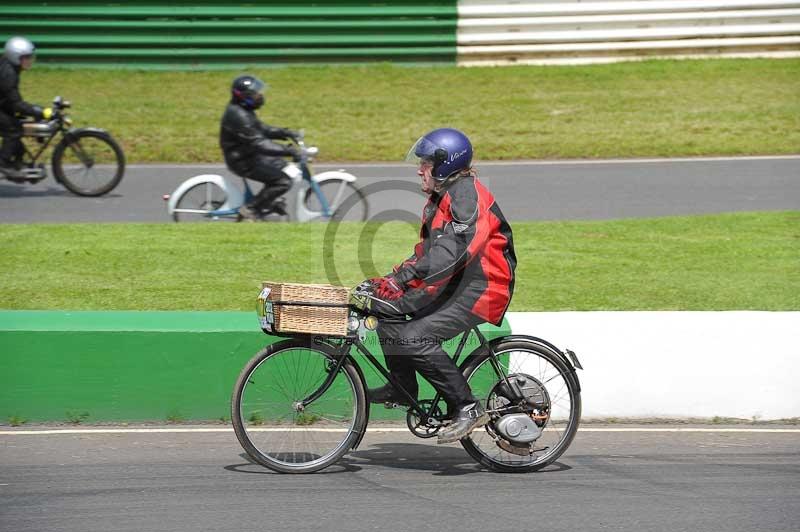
(231, 339, 367, 474)
(460, 339, 581, 473)
(52, 130, 125, 197)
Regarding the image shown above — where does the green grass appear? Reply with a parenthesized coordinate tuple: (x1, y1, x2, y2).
(21, 58, 800, 163)
(1, 212, 797, 311)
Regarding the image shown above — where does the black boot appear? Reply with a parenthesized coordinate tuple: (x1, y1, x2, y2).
(437, 401, 489, 444)
(238, 204, 262, 222)
(263, 197, 288, 216)
(368, 384, 415, 407)
(0, 158, 23, 179)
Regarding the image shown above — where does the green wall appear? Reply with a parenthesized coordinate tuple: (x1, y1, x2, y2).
(0, 311, 510, 423)
(0, 1, 458, 69)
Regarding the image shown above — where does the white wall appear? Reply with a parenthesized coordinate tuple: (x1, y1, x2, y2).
(505, 312, 800, 420)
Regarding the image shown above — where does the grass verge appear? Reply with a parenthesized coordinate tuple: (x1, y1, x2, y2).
(1, 211, 797, 311)
(21, 59, 800, 163)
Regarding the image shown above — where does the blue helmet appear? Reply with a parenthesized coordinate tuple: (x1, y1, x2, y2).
(405, 128, 473, 181)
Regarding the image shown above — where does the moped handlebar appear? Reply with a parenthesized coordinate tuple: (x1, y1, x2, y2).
(52, 96, 71, 110)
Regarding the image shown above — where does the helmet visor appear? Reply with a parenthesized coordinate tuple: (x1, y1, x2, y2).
(404, 136, 440, 167)
(249, 77, 266, 94)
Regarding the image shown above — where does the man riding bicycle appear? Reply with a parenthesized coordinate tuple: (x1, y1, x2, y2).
(219, 75, 300, 220)
(0, 36, 52, 178)
(360, 128, 516, 444)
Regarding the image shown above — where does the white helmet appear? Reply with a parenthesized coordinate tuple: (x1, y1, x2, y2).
(4, 36, 35, 66)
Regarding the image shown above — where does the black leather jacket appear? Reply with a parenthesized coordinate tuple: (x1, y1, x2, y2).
(0, 57, 41, 118)
(219, 102, 296, 173)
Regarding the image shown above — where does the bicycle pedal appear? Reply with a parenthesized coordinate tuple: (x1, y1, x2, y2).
(383, 401, 400, 409)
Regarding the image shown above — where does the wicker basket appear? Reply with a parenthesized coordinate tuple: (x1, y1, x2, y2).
(258, 282, 350, 336)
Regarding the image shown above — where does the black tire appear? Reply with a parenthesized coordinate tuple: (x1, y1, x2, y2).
(303, 180, 369, 222)
(52, 130, 125, 197)
(231, 339, 368, 474)
(459, 339, 581, 473)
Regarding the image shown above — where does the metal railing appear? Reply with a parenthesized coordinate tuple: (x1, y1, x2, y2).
(457, 0, 800, 65)
(2, 1, 798, 68)
(0, 1, 458, 69)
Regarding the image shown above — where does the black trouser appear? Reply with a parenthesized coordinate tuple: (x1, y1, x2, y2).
(234, 155, 292, 210)
(376, 296, 484, 409)
(0, 111, 23, 165)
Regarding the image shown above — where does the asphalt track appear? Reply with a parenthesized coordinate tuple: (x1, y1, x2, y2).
(1, 156, 798, 223)
(1, 426, 798, 532)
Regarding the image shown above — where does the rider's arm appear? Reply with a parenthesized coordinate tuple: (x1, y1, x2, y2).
(0, 74, 41, 119)
(259, 122, 296, 141)
(225, 109, 296, 158)
(390, 207, 427, 274)
(394, 179, 492, 287)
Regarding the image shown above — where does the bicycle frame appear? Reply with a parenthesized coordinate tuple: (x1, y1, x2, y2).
(21, 129, 60, 166)
(304, 325, 525, 422)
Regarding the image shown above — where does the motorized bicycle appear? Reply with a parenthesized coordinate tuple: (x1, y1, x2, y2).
(231, 288, 583, 474)
(0, 96, 125, 196)
(165, 133, 368, 222)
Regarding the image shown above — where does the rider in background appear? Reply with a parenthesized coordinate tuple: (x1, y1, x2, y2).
(0, 36, 52, 178)
(364, 127, 517, 444)
(219, 75, 300, 220)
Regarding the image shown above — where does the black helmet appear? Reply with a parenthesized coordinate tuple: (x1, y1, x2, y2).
(231, 75, 266, 110)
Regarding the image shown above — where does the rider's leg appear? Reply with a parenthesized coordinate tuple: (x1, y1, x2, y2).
(377, 295, 492, 442)
(0, 112, 23, 174)
(369, 339, 418, 406)
(242, 157, 292, 216)
(376, 297, 483, 410)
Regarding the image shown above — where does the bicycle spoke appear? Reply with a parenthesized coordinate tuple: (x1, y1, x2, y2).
(56, 135, 122, 196)
(236, 344, 358, 470)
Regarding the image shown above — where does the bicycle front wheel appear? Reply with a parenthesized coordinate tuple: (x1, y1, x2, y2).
(460, 339, 581, 473)
(231, 339, 367, 474)
(52, 130, 125, 196)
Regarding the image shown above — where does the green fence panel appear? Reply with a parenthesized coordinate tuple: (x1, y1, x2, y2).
(0, 1, 458, 68)
(0, 311, 510, 423)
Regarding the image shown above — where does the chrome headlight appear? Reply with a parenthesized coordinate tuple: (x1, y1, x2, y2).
(347, 316, 360, 332)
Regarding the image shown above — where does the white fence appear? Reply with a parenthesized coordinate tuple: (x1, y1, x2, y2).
(458, 0, 800, 64)
(505, 311, 800, 420)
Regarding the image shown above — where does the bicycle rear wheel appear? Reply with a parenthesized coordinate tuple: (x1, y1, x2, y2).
(52, 130, 125, 196)
(231, 339, 367, 474)
(460, 339, 581, 473)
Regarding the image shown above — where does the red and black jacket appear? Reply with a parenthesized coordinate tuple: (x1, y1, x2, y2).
(393, 174, 516, 325)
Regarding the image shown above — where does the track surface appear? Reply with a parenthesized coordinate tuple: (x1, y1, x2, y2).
(1, 426, 798, 532)
(1, 156, 798, 222)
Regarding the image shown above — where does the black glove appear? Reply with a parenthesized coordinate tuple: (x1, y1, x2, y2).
(289, 147, 302, 162)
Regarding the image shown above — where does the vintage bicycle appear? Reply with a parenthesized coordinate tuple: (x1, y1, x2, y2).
(231, 282, 583, 474)
(0, 96, 125, 196)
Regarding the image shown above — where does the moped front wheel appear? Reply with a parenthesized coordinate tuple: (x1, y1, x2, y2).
(52, 130, 125, 197)
(303, 180, 368, 222)
(231, 339, 368, 474)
